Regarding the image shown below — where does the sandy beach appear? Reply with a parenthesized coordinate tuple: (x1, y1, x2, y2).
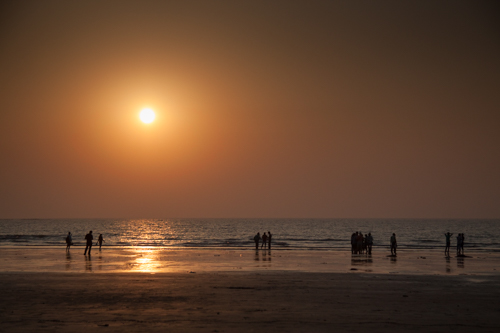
(1, 248, 500, 332)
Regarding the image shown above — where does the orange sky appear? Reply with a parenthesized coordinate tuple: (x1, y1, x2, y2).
(1, 1, 499, 218)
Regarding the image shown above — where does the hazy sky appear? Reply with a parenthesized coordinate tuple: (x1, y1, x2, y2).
(1, 0, 499, 219)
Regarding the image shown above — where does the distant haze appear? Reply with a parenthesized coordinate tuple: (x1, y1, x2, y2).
(1, 1, 499, 218)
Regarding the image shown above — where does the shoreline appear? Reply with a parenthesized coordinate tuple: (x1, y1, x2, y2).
(1, 247, 499, 276)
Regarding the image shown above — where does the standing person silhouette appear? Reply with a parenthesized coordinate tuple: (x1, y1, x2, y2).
(390, 233, 397, 256)
(444, 232, 453, 257)
(84, 231, 93, 256)
(366, 232, 373, 255)
(268, 231, 272, 250)
(97, 234, 104, 250)
(261, 232, 268, 249)
(460, 233, 465, 255)
(253, 232, 260, 250)
(456, 233, 465, 256)
(357, 232, 364, 254)
(351, 232, 357, 254)
(65, 232, 73, 251)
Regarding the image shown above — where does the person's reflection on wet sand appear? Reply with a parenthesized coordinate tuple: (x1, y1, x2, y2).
(254, 250, 260, 261)
(445, 257, 451, 273)
(390, 255, 397, 264)
(457, 257, 465, 269)
(97, 254, 103, 271)
(351, 254, 374, 267)
(85, 255, 92, 271)
(65, 252, 71, 271)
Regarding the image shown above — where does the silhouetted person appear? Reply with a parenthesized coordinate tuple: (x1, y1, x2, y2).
(268, 231, 272, 249)
(444, 232, 453, 257)
(351, 232, 357, 254)
(84, 230, 93, 256)
(390, 233, 397, 256)
(357, 232, 363, 254)
(65, 232, 73, 251)
(460, 233, 465, 255)
(97, 234, 104, 250)
(457, 233, 464, 256)
(253, 232, 260, 250)
(261, 232, 268, 249)
(366, 232, 373, 255)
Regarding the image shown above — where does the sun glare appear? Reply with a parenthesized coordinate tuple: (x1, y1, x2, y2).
(139, 108, 156, 123)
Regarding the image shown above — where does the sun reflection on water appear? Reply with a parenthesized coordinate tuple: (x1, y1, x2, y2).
(129, 248, 164, 273)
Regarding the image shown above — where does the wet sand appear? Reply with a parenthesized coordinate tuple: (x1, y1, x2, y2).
(1, 248, 500, 332)
(1, 247, 499, 275)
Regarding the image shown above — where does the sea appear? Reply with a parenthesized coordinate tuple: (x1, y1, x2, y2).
(0, 218, 499, 252)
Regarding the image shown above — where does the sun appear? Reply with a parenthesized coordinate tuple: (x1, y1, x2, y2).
(139, 108, 156, 123)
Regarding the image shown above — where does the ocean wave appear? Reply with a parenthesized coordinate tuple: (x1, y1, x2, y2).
(1, 218, 500, 251)
(0, 235, 50, 241)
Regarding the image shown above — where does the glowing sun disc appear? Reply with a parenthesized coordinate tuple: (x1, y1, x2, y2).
(139, 108, 156, 123)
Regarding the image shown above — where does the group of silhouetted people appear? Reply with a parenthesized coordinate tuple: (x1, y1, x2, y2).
(349, 231, 467, 257)
(387, 231, 467, 257)
(65, 230, 104, 255)
(350, 232, 374, 255)
(445, 232, 465, 257)
(254, 231, 272, 250)
(349, 232, 397, 256)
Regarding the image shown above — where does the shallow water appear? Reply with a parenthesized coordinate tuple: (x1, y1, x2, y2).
(1, 218, 499, 251)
